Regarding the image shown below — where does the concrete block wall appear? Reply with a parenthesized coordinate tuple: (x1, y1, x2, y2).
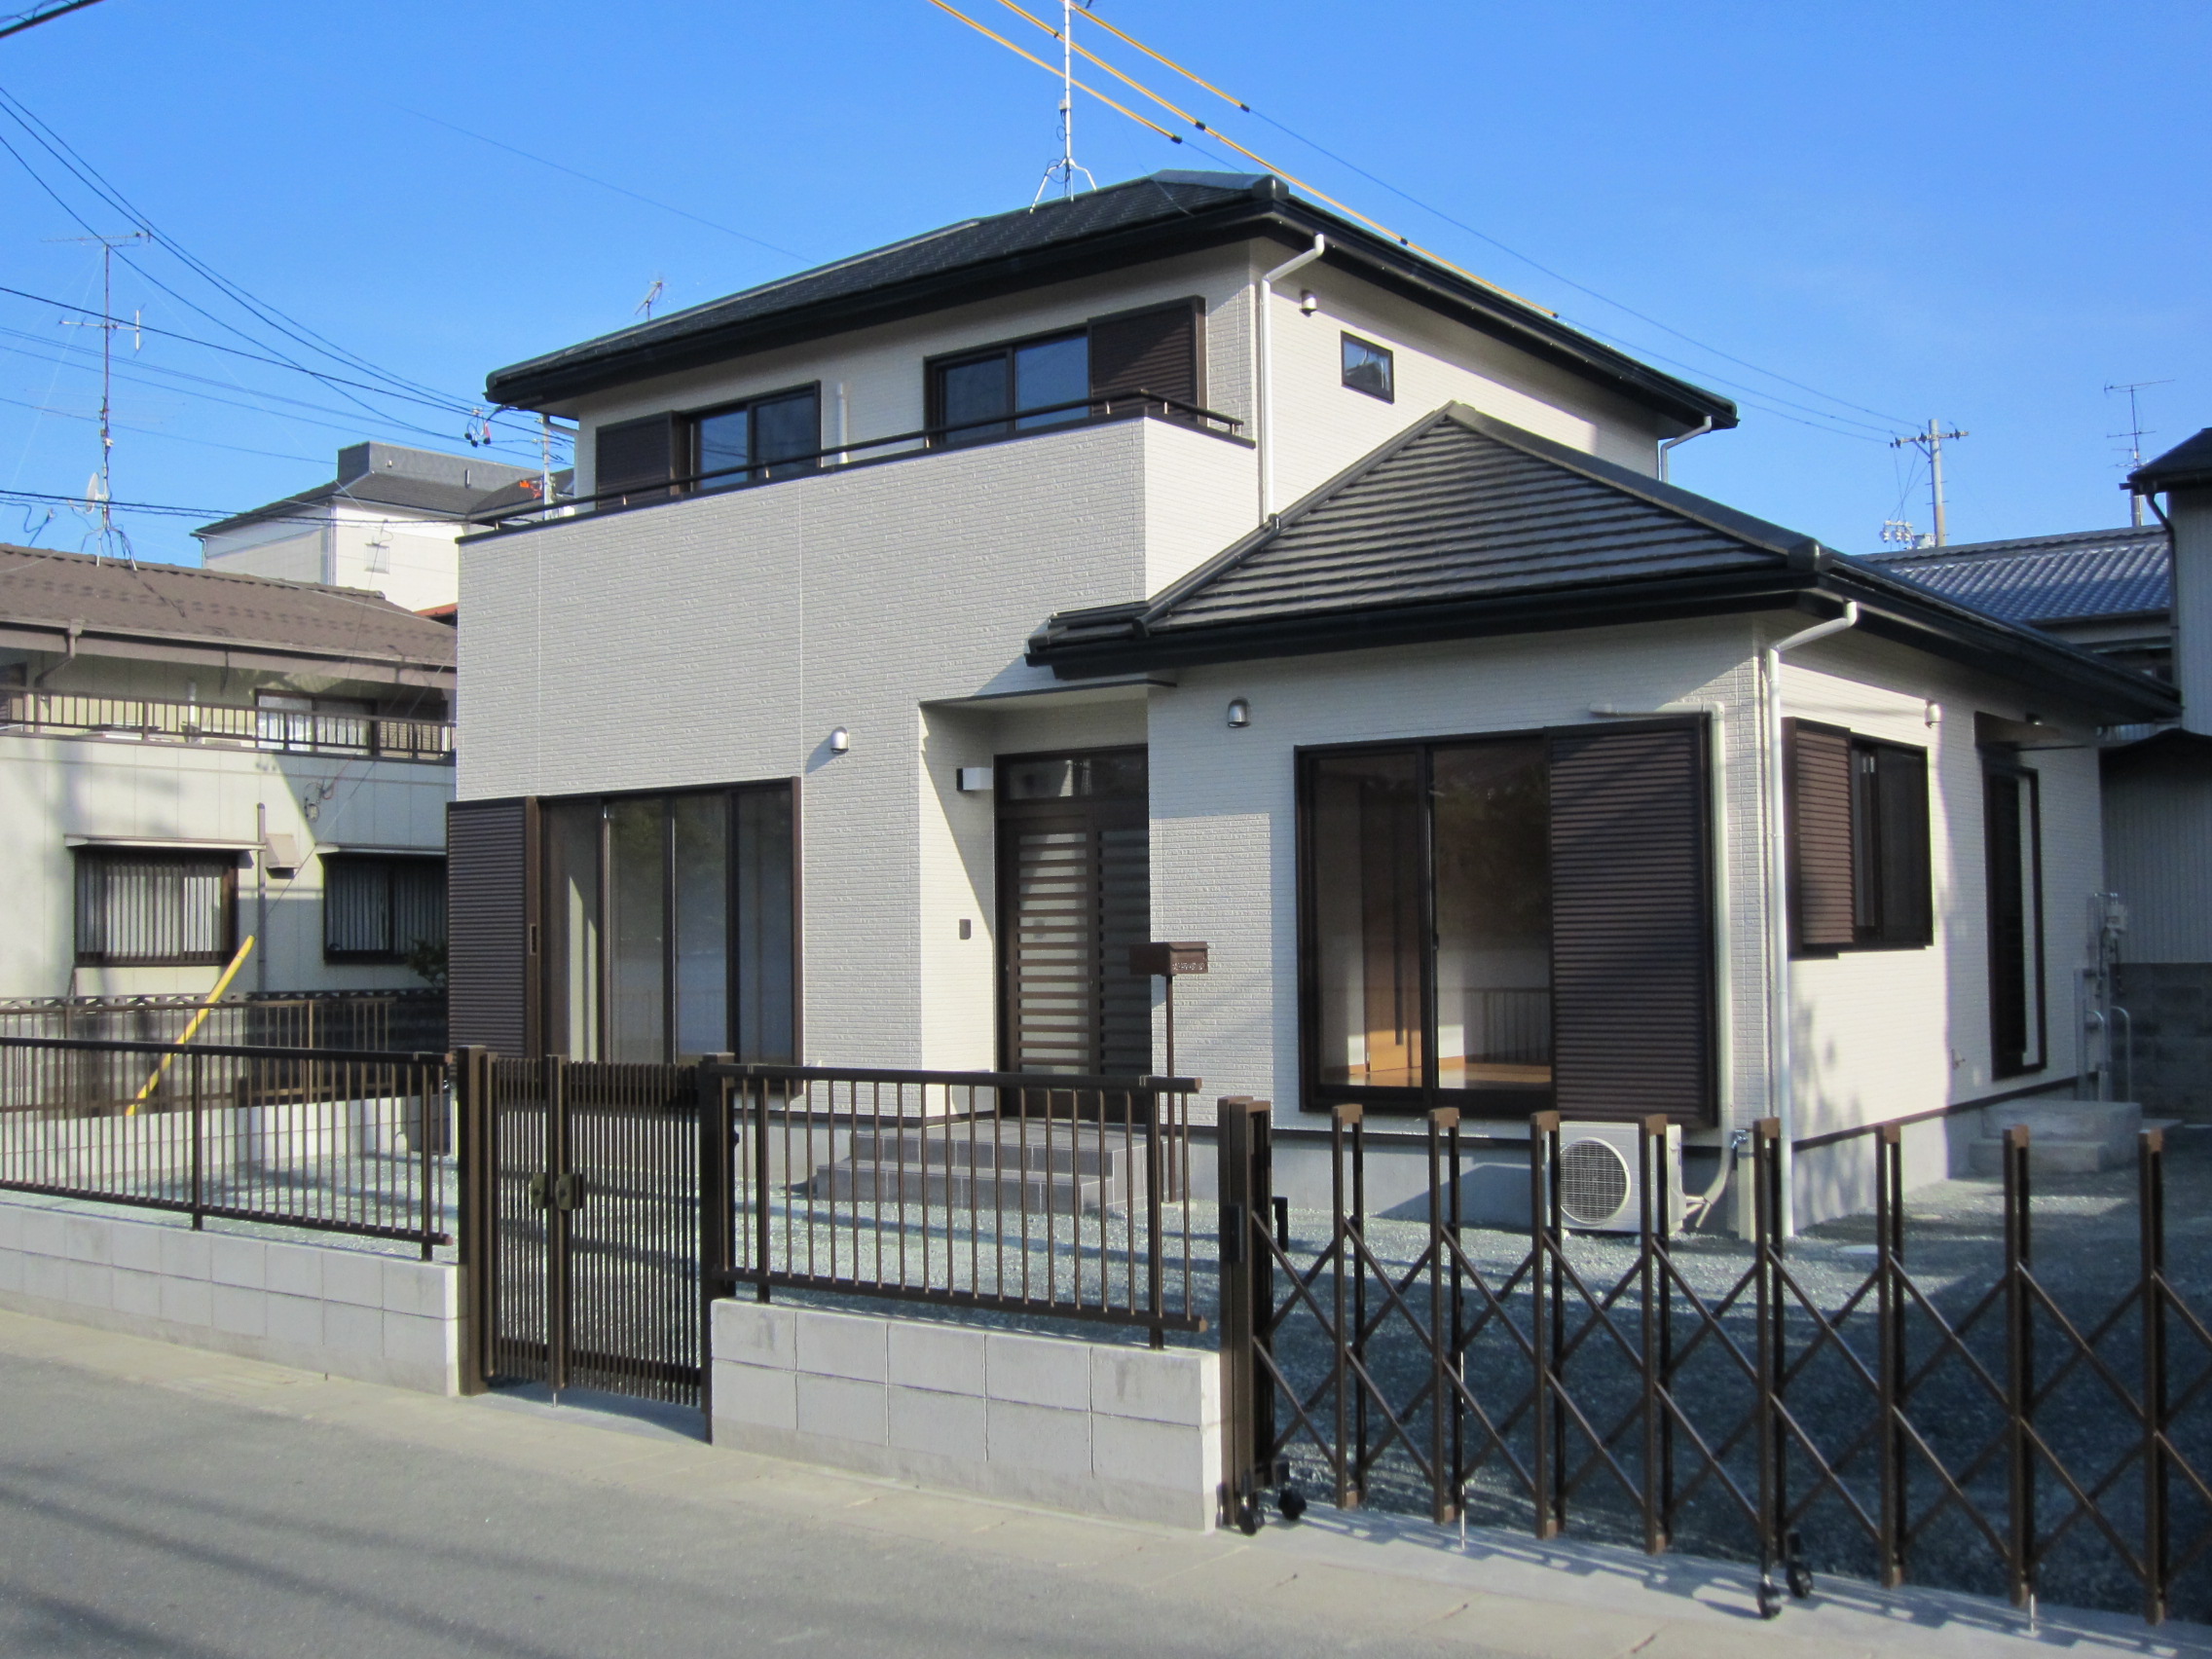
(711, 1301, 1221, 1530)
(0, 1198, 460, 1393)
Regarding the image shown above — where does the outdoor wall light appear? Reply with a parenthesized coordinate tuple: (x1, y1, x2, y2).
(1227, 698, 1251, 728)
(1298, 289, 1319, 315)
(829, 726, 850, 755)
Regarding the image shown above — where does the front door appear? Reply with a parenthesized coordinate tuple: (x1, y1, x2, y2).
(996, 748, 1152, 1076)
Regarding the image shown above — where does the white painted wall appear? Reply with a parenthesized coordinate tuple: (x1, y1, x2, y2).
(0, 655, 451, 1000)
(203, 502, 462, 613)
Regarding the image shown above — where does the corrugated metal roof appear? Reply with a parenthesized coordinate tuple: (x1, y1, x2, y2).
(1865, 526, 2169, 625)
(1142, 407, 1787, 635)
(0, 544, 457, 670)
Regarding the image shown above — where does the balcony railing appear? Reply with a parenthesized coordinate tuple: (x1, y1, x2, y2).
(467, 389, 1244, 535)
(1, 690, 454, 762)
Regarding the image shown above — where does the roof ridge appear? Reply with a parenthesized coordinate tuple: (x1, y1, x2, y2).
(0, 542, 396, 603)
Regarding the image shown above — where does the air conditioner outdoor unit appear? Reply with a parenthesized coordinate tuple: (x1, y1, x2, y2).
(1554, 1121, 1683, 1234)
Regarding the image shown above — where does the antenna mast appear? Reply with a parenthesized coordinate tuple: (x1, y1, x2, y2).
(2107, 380, 2171, 529)
(52, 229, 146, 563)
(1031, 0, 1095, 205)
(1891, 419, 1969, 547)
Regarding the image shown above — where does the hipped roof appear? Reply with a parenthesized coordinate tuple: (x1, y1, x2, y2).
(1028, 405, 2176, 722)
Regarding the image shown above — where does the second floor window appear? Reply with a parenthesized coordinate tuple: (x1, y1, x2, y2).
(324, 854, 447, 963)
(933, 332, 1089, 446)
(693, 386, 821, 490)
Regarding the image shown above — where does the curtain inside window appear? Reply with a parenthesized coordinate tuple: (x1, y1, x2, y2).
(76, 853, 232, 966)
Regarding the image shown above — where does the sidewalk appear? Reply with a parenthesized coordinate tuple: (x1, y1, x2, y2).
(0, 1307, 2202, 1659)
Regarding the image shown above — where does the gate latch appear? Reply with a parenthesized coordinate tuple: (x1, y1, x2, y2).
(551, 1172, 586, 1211)
(527, 1172, 548, 1209)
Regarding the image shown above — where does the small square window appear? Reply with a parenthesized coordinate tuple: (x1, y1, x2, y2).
(1342, 334, 1394, 402)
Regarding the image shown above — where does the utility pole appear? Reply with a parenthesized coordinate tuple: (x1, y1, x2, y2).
(2107, 381, 2170, 529)
(52, 230, 146, 563)
(1891, 420, 1969, 546)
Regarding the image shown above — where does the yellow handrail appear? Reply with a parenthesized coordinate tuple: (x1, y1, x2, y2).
(129, 935, 255, 1114)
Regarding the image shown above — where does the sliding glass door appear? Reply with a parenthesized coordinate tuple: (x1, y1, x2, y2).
(542, 783, 795, 1063)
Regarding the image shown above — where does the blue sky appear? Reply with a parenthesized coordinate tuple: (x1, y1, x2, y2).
(0, 0, 2200, 567)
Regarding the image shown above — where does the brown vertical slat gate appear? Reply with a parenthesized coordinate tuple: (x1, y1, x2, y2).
(461, 1051, 705, 1412)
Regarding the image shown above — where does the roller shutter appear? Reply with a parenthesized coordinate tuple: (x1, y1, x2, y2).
(1548, 722, 1714, 1122)
(448, 797, 535, 1054)
(1788, 719, 1856, 952)
(1088, 302, 1200, 410)
(594, 413, 679, 505)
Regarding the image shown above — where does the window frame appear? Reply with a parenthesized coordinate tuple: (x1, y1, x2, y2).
(73, 848, 240, 969)
(925, 326, 1089, 448)
(683, 381, 823, 492)
(1787, 721, 1934, 956)
(1341, 332, 1395, 402)
(535, 778, 801, 1065)
(321, 852, 447, 965)
(1983, 756, 2047, 1080)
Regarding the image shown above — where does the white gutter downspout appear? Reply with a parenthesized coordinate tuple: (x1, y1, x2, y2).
(1658, 418, 1714, 484)
(1256, 235, 1326, 522)
(1763, 600, 1860, 1238)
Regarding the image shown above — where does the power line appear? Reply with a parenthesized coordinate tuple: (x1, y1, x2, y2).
(0, 482, 477, 529)
(0, 0, 106, 42)
(390, 106, 807, 262)
(0, 387, 323, 461)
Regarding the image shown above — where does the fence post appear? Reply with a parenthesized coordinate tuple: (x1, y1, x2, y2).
(456, 1047, 492, 1396)
(2141, 1126, 2168, 1626)
(698, 1055, 735, 1442)
(1529, 1109, 1562, 1540)
(1876, 1122, 1905, 1588)
(2004, 1123, 2035, 1612)
(1144, 1086, 1165, 1349)
(1216, 1095, 1266, 1532)
(1427, 1108, 1459, 1526)
(1639, 1115, 1668, 1556)
(753, 1073, 774, 1305)
(1753, 1118, 1782, 1614)
(1330, 1102, 1360, 1509)
(545, 1054, 570, 1397)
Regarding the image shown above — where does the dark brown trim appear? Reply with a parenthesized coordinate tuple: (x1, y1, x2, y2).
(71, 847, 241, 970)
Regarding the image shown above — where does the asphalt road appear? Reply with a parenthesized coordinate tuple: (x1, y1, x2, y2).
(0, 1347, 1381, 1659)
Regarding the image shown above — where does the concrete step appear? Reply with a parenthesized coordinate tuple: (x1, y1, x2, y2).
(1970, 1099, 2144, 1175)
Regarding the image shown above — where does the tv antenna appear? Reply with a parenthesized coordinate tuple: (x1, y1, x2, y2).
(2106, 380, 2171, 528)
(1031, 0, 1096, 205)
(1890, 420, 1969, 547)
(635, 275, 665, 320)
(49, 229, 146, 564)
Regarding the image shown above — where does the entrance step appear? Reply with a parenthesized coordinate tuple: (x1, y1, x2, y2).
(1967, 1099, 2142, 1175)
(809, 1122, 1146, 1213)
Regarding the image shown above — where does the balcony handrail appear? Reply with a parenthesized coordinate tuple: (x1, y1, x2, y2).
(468, 387, 1244, 532)
(0, 688, 454, 760)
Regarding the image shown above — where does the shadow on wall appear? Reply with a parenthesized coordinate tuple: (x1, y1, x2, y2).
(2115, 963, 2212, 1121)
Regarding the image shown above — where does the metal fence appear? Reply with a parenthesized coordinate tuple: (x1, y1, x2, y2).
(1, 688, 454, 760)
(0, 1035, 452, 1255)
(0, 992, 447, 1055)
(1218, 1101, 2212, 1626)
(705, 1062, 1202, 1346)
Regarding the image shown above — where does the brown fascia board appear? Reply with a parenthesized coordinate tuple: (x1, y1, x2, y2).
(486, 190, 1735, 431)
(0, 621, 455, 687)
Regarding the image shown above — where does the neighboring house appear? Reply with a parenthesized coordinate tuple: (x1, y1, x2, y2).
(196, 441, 558, 615)
(0, 546, 456, 1002)
(448, 170, 2175, 1226)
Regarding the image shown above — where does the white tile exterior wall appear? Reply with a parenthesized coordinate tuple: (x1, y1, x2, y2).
(0, 1198, 461, 1393)
(710, 1301, 1221, 1530)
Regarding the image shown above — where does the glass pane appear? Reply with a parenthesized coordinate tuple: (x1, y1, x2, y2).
(1003, 751, 1147, 802)
(672, 793, 729, 1060)
(392, 860, 447, 956)
(1431, 741, 1551, 1090)
(1014, 334, 1088, 430)
(324, 860, 390, 955)
(1342, 335, 1394, 400)
(938, 355, 1009, 446)
(1310, 753, 1424, 1088)
(696, 407, 750, 491)
(607, 799, 666, 1062)
(543, 803, 602, 1060)
(734, 786, 795, 1062)
(751, 390, 819, 479)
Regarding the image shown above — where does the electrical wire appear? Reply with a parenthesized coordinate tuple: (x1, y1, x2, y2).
(921, 0, 1187, 147)
(0, 387, 322, 462)
(0, 482, 475, 529)
(1073, 2, 1913, 435)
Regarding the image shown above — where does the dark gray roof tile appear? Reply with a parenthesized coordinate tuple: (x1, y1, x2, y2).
(1866, 526, 2168, 625)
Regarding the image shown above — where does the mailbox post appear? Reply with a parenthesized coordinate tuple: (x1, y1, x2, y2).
(1129, 940, 1208, 1081)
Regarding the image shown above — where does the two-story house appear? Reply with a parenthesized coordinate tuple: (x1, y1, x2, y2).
(0, 546, 456, 1013)
(451, 170, 2174, 1226)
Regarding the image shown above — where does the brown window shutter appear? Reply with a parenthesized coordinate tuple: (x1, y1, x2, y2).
(447, 797, 536, 1054)
(1788, 719, 1856, 951)
(1088, 301, 1200, 409)
(594, 413, 679, 505)
(1548, 722, 1715, 1122)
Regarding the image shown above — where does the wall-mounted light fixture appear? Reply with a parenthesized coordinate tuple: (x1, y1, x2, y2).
(1227, 697, 1251, 728)
(829, 726, 851, 755)
(955, 765, 994, 793)
(1298, 289, 1319, 315)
